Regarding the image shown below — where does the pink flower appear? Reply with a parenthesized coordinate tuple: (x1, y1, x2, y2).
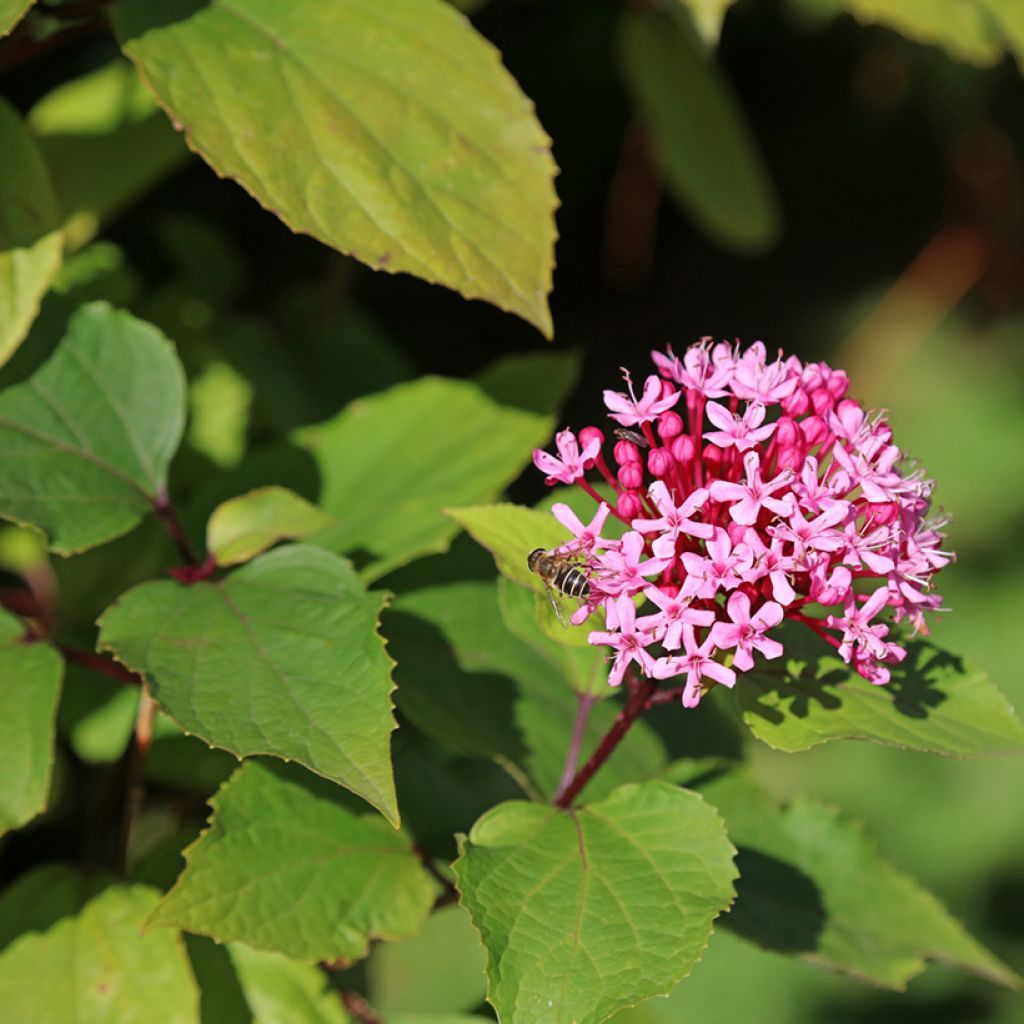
(704, 400, 775, 451)
(603, 371, 681, 427)
(633, 481, 712, 559)
(551, 502, 617, 555)
(653, 625, 736, 707)
(533, 429, 599, 485)
(709, 451, 794, 526)
(710, 592, 784, 671)
(588, 596, 658, 687)
(534, 337, 951, 708)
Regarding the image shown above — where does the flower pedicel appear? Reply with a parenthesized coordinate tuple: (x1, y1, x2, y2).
(532, 340, 952, 709)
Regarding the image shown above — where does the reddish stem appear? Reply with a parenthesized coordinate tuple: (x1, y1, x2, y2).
(554, 695, 595, 803)
(60, 645, 141, 685)
(577, 477, 631, 525)
(340, 992, 384, 1024)
(555, 675, 655, 809)
(153, 489, 198, 566)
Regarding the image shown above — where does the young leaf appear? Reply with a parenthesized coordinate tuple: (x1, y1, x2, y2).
(113, 0, 559, 336)
(301, 378, 553, 581)
(0, 608, 62, 836)
(0, 882, 198, 1023)
(699, 770, 1020, 989)
(454, 781, 737, 1024)
(734, 620, 1024, 756)
(0, 0, 33, 36)
(618, 8, 780, 253)
(0, 302, 187, 554)
(28, 60, 190, 252)
(669, 0, 738, 46)
(97, 544, 400, 824)
(207, 486, 338, 567)
(0, 98, 62, 368)
(227, 942, 350, 1023)
(151, 761, 437, 962)
(388, 581, 667, 800)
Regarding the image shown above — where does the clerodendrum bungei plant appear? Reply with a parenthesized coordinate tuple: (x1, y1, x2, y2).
(1, 1, 1024, 1023)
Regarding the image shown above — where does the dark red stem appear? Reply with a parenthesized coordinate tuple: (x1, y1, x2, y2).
(153, 489, 198, 566)
(555, 675, 655, 809)
(340, 992, 384, 1024)
(59, 645, 141, 685)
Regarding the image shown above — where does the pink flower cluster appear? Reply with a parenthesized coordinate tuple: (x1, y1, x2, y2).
(532, 340, 951, 708)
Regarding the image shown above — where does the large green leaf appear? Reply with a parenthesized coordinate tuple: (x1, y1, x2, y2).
(618, 8, 780, 253)
(699, 771, 1019, 989)
(113, 0, 558, 336)
(0, 0, 33, 35)
(0, 302, 187, 554)
(454, 781, 737, 1024)
(28, 60, 190, 252)
(0, 608, 63, 835)
(735, 620, 1024, 756)
(0, 98, 62, 368)
(302, 378, 553, 581)
(0, 864, 95, 951)
(206, 486, 337, 566)
(152, 761, 436, 961)
(98, 544, 399, 823)
(388, 581, 666, 801)
(0, 881, 198, 1023)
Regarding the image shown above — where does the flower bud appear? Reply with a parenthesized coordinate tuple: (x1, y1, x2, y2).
(776, 445, 805, 472)
(774, 415, 800, 450)
(657, 410, 683, 441)
(617, 490, 643, 520)
(659, 378, 677, 402)
(670, 434, 696, 464)
(579, 425, 604, 451)
(702, 443, 725, 478)
(614, 439, 640, 465)
(826, 370, 849, 400)
(799, 414, 828, 448)
(617, 461, 644, 490)
(811, 387, 834, 415)
(781, 388, 810, 417)
(647, 447, 674, 478)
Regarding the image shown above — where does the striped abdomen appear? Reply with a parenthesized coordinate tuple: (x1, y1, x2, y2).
(553, 563, 590, 600)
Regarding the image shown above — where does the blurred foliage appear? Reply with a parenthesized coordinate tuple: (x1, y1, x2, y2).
(1, 0, 1023, 1021)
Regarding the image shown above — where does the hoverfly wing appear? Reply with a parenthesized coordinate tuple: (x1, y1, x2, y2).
(541, 578, 572, 629)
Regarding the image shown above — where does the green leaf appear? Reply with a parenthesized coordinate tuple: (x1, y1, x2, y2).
(0, 97, 62, 368)
(735, 621, 1024, 756)
(28, 59, 190, 252)
(669, 0, 738, 46)
(618, 8, 780, 253)
(454, 781, 737, 1024)
(0, 882, 199, 1023)
(302, 378, 552, 581)
(0, 863, 94, 951)
(474, 350, 580, 418)
(367, 904, 487, 1016)
(699, 770, 1020, 989)
(228, 943, 350, 1023)
(113, 0, 558, 336)
(97, 544, 399, 823)
(0, 302, 187, 554)
(388, 581, 667, 801)
(0, 0, 34, 35)
(207, 486, 338, 566)
(151, 761, 436, 962)
(0, 608, 63, 835)
(446, 502, 601, 652)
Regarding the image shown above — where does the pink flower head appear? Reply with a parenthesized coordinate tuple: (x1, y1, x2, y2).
(603, 369, 681, 427)
(533, 338, 951, 708)
(533, 428, 599, 485)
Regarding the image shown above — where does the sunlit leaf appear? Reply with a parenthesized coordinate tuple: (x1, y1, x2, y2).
(152, 761, 436, 961)
(699, 770, 1019, 988)
(98, 544, 399, 823)
(0, 880, 199, 1023)
(207, 486, 337, 566)
(669, 0, 738, 46)
(0, 97, 62, 368)
(619, 8, 780, 253)
(0, 0, 34, 36)
(0, 302, 186, 554)
(0, 608, 62, 836)
(735, 621, 1024, 756)
(454, 782, 737, 1024)
(114, 0, 558, 335)
(302, 378, 554, 581)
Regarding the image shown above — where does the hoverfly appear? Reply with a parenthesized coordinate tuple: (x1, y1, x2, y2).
(613, 427, 649, 448)
(527, 548, 591, 628)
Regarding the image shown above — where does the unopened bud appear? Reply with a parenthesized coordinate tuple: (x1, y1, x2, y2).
(617, 461, 644, 490)
(800, 414, 828, 448)
(647, 447, 674, 478)
(670, 434, 696, 464)
(702, 443, 725, 477)
(657, 410, 683, 441)
(774, 415, 800, 450)
(579, 425, 604, 450)
(826, 370, 849, 400)
(614, 439, 640, 465)
(617, 490, 643, 520)
(781, 388, 810, 417)
(811, 387, 834, 415)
